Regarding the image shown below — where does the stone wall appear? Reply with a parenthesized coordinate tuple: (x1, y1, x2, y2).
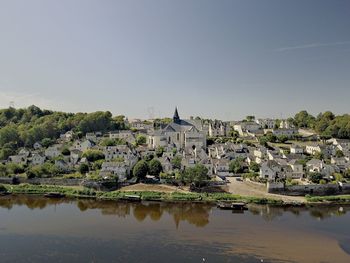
(267, 182, 350, 196)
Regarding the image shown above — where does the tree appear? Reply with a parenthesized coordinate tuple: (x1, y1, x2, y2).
(82, 150, 105, 162)
(246, 115, 255, 122)
(308, 172, 323, 184)
(41, 138, 55, 148)
(155, 146, 164, 157)
(314, 151, 324, 160)
(249, 162, 260, 173)
(148, 159, 162, 177)
(0, 125, 20, 147)
(79, 163, 89, 174)
(135, 134, 147, 146)
(100, 138, 126, 146)
(61, 147, 71, 156)
(133, 160, 149, 179)
(183, 164, 209, 187)
(335, 149, 344, 158)
(171, 155, 182, 170)
(229, 158, 245, 174)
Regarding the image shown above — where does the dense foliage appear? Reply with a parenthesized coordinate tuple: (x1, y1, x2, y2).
(291, 110, 350, 139)
(0, 105, 127, 147)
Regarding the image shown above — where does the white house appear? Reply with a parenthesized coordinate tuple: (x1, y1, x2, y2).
(290, 145, 304, 154)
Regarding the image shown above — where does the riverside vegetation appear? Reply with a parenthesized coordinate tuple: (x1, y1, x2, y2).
(1, 183, 350, 205)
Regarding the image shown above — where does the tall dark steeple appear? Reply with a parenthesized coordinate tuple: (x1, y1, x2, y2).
(173, 107, 180, 124)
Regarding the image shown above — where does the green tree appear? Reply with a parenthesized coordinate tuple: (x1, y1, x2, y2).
(79, 163, 89, 174)
(229, 158, 245, 174)
(61, 147, 71, 156)
(183, 164, 209, 187)
(82, 150, 105, 162)
(249, 162, 260, 172)
(135, 134, 147, 146)
(308, 172, 323, 184)
(148, 159, 163, 177)
(246, 115, 255, 122)
(335, 149, 344, 158)
(0, 125, 21, 147)
(171, 155, 182, 170)
(314, 151, 324, 160)
(155, 146, 164, 157)
(41, 138, 55, 148)
(100, 138, 126, 146)
(133, 160, 149, 179)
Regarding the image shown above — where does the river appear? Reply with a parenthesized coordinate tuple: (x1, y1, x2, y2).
(0, 195, 349, 263)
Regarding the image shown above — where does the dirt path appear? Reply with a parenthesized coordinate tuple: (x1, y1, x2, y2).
(227, 178, 306, 203)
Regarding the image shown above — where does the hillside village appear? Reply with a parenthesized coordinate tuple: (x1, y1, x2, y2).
(1, 106, 350, 196)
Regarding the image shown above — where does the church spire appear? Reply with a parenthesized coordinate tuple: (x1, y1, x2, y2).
(173, 107, 180, 123)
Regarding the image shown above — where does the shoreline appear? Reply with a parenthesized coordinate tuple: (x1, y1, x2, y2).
(1, 183, 350, 206)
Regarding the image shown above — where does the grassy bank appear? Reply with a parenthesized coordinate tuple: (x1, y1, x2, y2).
(1, 183, 284, 204)
(2, 184, 350, 205)
(306, 194, 350, 203)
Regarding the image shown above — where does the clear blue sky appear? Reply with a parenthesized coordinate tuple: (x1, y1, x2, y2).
(0, 0, 349, 120)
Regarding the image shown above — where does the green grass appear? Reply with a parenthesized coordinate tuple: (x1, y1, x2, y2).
(306, 195, 350, 203)
(2, 183, 349, 205)
(5, 184, 97, 198)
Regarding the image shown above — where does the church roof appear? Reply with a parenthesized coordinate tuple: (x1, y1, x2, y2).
(173, 107, 180, 120)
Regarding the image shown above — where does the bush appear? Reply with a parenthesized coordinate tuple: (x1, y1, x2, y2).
(0, 184, 7, 192)
(308, 172, 323, 184)
(63, 173, 84, 179)
(79, 163, 89, 174)
(82, 150, 105, 162)
(319, 179, 327, 184)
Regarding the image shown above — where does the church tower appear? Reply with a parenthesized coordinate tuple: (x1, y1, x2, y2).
(173, 107, 180, 124)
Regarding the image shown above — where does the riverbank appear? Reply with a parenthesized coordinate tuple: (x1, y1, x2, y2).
(2, 183, 350, 206)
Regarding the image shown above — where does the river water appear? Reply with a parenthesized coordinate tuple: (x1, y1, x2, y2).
(0, 195, 349, 263)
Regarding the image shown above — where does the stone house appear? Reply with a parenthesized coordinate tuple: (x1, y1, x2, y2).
(8, 154, 28, 165)
(31, 153, 46, 166)
(100, 162, 129, 181)
(45, 144, 62, 159)
(148, 108, 207, 151)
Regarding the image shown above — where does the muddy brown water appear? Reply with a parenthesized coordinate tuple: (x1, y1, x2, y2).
(0, 195, 349, 263)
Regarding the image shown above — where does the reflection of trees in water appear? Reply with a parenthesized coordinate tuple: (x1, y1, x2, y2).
(77, 200, 131, 217)
(133, 202, 211, 227)
(169, 203, 211, 228)
(0, 196, 212, 228)
(2, 196, 348, 226)
(0, 195, 66, 210)
(248, 204, 349, 221)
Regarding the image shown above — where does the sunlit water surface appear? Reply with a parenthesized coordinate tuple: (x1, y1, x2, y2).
(0, 195, 349, 263)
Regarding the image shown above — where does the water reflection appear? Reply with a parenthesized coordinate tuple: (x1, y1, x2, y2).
(1, 195, 350, 263)
(0, 195, 212, 228)
(0, 195, 349, 226)
(248, 204, 349, 221)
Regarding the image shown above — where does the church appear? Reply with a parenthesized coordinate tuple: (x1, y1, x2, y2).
(148, 108, 207, 150)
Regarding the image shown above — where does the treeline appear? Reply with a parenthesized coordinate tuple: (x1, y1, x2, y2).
(291, 111, 350, 139)
(0, 105, 127, 159)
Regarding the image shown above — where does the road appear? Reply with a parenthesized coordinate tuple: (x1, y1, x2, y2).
(226, 177, 306, 203)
